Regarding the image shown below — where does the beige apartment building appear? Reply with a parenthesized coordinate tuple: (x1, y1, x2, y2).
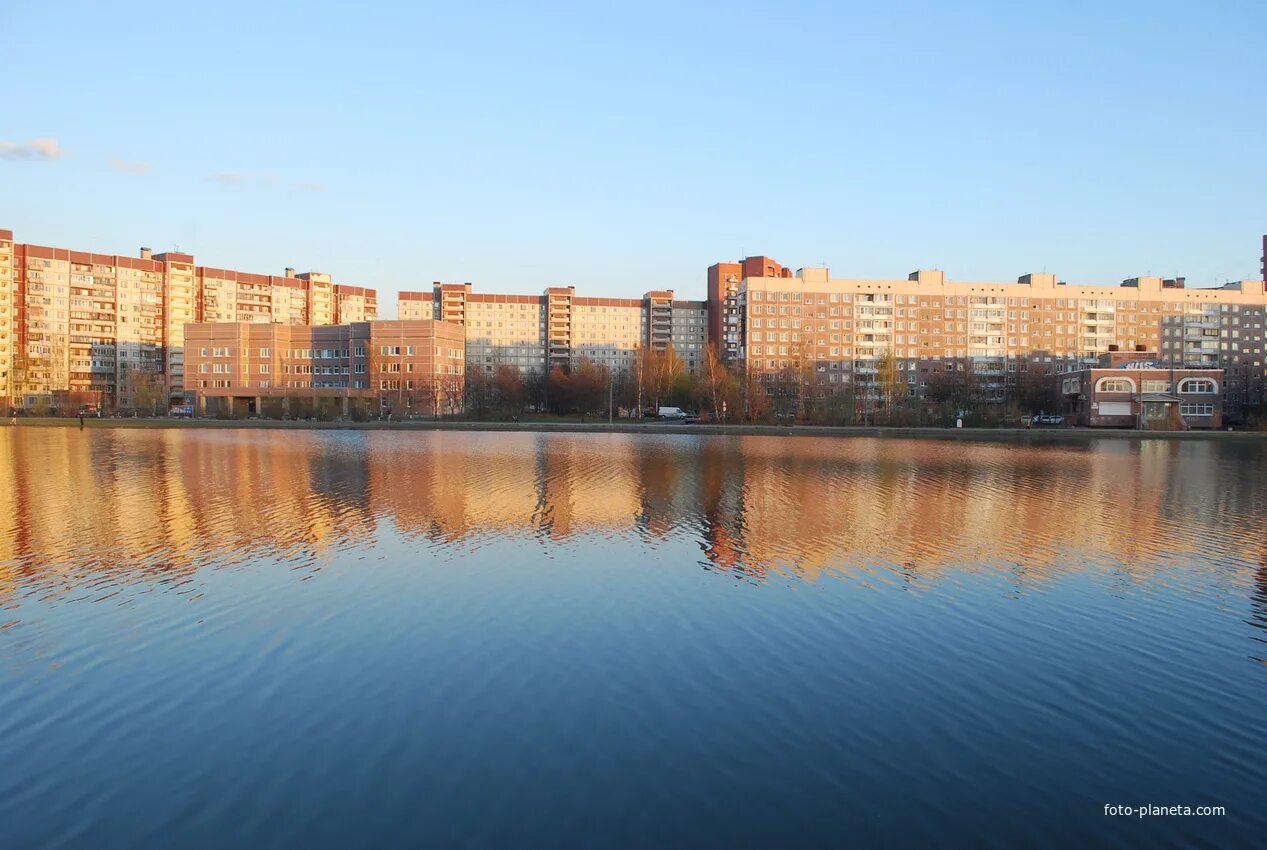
(185, 320, 464, 418)
(0, 229, 376, 412)
(7, 225, 1264, 422)
(399, 283, 707, 377)
(728, 263, 1267, 415)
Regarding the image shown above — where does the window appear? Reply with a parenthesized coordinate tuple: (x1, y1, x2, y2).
(1095, 377, 1135, 393)
(1180, 403, 1214, 417)
(1141, 380, 1169, 393)
(1178, 378, 1217, 394)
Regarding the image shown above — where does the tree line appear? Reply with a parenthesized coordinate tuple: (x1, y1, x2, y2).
(461, 344, 1067, 426)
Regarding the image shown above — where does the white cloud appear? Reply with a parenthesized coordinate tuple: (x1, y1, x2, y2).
(0, 137, 65, 160)
(109, 158, 151, 175)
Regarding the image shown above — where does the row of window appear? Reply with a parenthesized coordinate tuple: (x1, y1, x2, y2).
(747, 291, 1265, 312)
(1095, 377, 1218, 394)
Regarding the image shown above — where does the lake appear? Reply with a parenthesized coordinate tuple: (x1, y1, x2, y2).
(1, 428, 1264, 848)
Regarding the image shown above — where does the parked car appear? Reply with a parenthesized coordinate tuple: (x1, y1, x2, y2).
(77, 406, 102, 418)
(1030, 413, 1065, 426)
(657, 406, 688, 420)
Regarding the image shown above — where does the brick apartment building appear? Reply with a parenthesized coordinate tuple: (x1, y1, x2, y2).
(707, 256, 792, 363)
(6, 224, 1266, 422)
(1055, 349, 1223, 429)
(398, 283, 708, 378)
(714, 253, 1267, 419)
(185, 320, 464, 418)
(0, 229, 376, 413)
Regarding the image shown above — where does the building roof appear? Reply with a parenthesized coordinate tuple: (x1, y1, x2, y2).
(1140, 393, 1184, 403)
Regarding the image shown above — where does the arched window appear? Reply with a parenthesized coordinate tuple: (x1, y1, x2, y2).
(1096, 377, 1135, 393)
(1178, 378, 1217, 394)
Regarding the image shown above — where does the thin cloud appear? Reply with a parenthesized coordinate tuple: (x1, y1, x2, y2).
(0, 137, 65, 160)
(207, 171, 325, 192)
(109, 158, 151, 175)
(206, 171, 248, 186)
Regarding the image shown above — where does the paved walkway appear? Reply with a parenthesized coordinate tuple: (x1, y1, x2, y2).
(9, 417, 1263, 441)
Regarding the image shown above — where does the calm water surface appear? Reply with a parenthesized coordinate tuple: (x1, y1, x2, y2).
(1, 428, 1265, 848)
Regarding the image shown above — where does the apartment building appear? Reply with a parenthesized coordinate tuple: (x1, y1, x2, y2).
(0, 229, 376, 412)
(724, 260, 1267, 417)
(398, 283, 708, 377)
(0, 232, 15, 401)
(707, 256, 792, 363)
(185, 320, 464, 418)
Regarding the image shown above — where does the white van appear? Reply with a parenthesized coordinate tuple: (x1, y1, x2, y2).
(657, 406, 687, 419)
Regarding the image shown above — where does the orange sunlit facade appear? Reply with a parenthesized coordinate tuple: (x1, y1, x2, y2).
(184, 320, 465, 418)
(0, 228, 377, 413)
(717, 257, 1267, 418)
(398, 283, 709, 377)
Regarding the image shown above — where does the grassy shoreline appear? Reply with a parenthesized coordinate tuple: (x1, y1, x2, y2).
(8, 417, 1266, 441)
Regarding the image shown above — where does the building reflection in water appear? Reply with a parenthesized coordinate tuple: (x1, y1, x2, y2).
(1, 430, 1266, 621)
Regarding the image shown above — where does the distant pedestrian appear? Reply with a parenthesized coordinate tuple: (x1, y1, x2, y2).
(8, 408, 16, 426)
(78, 412, 85, 428)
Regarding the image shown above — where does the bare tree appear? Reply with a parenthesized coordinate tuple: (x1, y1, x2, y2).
(702, 343, 730, 421)
(465, 366, 493, 419)
(632, 345, 650, 416)
(441, 370, 465, 417)
(131, 368, 165, 417)
(742, 366, 772, 422)
(876, 350, 906, 418)
(652, 343, 683, 411)
(493, 364, 524, 418)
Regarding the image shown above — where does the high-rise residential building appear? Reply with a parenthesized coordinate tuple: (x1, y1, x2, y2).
(0, 229, 376, 412)
(719, 261, 1267, 416)
(0, 231, 15, 403)
(707, 256, 792, 363)
(397, 283, 707, 377)
(185, 320, 464, 418)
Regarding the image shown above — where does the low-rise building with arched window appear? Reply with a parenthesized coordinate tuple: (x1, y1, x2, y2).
(1055, 349, 1223, 429)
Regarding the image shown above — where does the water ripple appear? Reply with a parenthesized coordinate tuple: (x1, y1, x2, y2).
(1, 428, 1265, 848)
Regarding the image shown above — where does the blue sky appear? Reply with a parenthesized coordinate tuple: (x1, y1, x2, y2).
(1, 0, 1263, 313)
